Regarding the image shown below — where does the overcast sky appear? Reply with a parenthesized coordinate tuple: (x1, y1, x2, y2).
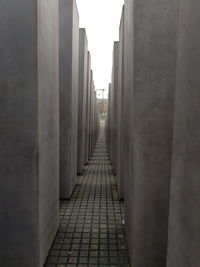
(76, 0, 124, 98)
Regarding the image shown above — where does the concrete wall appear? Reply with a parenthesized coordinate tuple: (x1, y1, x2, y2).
(59, 0, 79, 199)
(88, 70, 93, 159)
(117, 7, 125, 200)
(90, 85, 94, 156)
(111, 42, 119, 175)
(0, 0, 59, 266)
(167, 1, 200, 266)
(93, 91, 98, 150)
(121, 1, 133, 257)
(123, 0, 179, 265)
(85, 52, 91, 164)
(87, 81, 98, 158)
(94, 91, 98, 146)
(91, 83, 96, 155)
(107, 84, 112, 158)
(77, 28, 88, 174)
(38, 1, 59, 265)
(85, 67, 98, 161)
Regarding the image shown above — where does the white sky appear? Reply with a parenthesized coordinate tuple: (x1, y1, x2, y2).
(76, 0, 124, 98)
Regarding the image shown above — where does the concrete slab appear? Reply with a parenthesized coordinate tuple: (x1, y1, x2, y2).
(77, 28, 88, 174)
(167, 1, 200, 266)
(92, 89, 98, 151)
(59, 0, 79, 199)
(85, 52, 91, 164)
(107, 84, 112, 158)
(91, 83, 96, 155)
(117, 7, 125, 200)
(0, 1, 59, 266)
(123, 1, 132, 259)
(111, 42, 119, 175)
(94, 91, 98, 145)
(88, 70, 93, 159)
(124, 0, 179, 265)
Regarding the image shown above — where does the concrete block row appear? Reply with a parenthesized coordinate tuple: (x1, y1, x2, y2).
(89, 77, 99, 160)
(77, 29, 99, 174)
(85, 69, 99, 164)
(107, 0, 200, 266)
(0, 0, 99, 266)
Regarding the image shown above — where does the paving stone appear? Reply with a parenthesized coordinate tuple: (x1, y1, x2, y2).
(44, 125, 129, 266)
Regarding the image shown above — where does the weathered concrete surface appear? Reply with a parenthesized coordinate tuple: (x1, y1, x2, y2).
(77, 28, 88, 174)
(167, 1, 200, 266)
(88, 70, 93, 159)
(106, 88, 109, 146)
(0, 0, 59, 266)
(85, 52, 91, 164)
(93, 91, 98, 146)
(94, 91, 98, 149)
(111, 42, 119, 175)
(92, 86, 96, 152)
(117, 8, 125, 200)
(90, 83, 97, 155)
(59, 0, 79, 199)
(123, 1, 133, 259)
(38, 2, 59, 265)
(87, 79, 98, 159)
(90, 86, 95, 155)
(124, 0, 179, 266)
(107, 83, 112, 158)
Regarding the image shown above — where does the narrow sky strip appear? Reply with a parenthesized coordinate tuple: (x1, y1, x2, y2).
(76, 0, 124, 98)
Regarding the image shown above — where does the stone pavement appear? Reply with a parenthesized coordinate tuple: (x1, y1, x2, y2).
(45, 125, 129, 267)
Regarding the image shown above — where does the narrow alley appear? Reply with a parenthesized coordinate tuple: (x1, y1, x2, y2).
(45, 123, 129, 267)
(1, 0, 200, 266)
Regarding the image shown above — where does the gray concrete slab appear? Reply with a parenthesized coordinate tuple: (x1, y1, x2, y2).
(85, 52, 91, 164)
(110, 82, 114, 166)
(111, 42, 119, 175)
(94, 88, 97, 149)
(123, 2, 132, 259)
(117, 7, 125, 200)
(77, 28, 88, 174)
(91, 84, 96, 154)
(91, 88, 94, 154)
(94, 91, 98, 148)
(107, 84, 112, 158)
(88, 70, 94, 159)
(0, 1, 59, 266)
(123, 0, 179, 265)
(167, 1, 200, 266)
(59, 0, 79, 199)
(106, 90, 109, 146)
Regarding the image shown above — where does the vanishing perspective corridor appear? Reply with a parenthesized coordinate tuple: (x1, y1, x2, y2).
(1, 0, 200, 266)
(45, 123, 129, 267)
